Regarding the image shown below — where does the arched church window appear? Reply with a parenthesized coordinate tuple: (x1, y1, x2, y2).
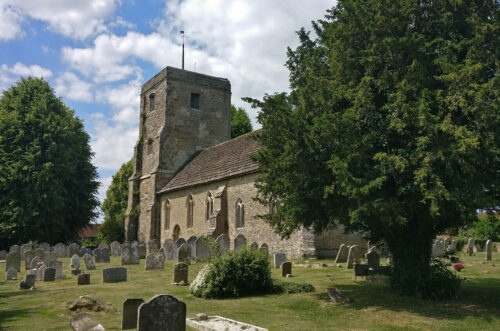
(269, 197, 280, 215)
(187, 194, 194, 228)
(163, 199, 170, 230)
(235, 199, 244, 228)
(149, 93, 155, 112)
(172, 224, 180, 241)
(205, 192, 213, 221)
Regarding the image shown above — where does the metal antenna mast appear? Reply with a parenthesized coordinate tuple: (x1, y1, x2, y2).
(180, 30, 185, 70)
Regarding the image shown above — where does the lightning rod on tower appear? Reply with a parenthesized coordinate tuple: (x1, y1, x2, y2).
(180, 30, 185, 70)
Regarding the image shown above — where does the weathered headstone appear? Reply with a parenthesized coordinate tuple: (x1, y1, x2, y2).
(33, 248, 45, 265)
(94, 247, 110, 263)
(234, 234, 247, 250)
(122, 242, 140, 265)
(163, 239, 175, 260)
(39, 242, 50, 252)
(326, 288, 348, 303)
(69, 243, 79, 257)
(138, 241, 147, 259)
(282, 261, 292, 277)
(147, 239, 159, 253)
(43, 267, 56, 281)
(449, 239, 457, 251)
(24, 250, 35, 270)
(216, 234, 230, 254)
(97, 243, 109, 251)
(9, 244, 20, 254)
(20, 244, 32, 259)
(467, 238, 475, 256)
(71, 269, 82, 276)
(43, 252, 57, 266)
(36, 264, 47, 281)
(110, 241, 122, 256)
(347, 245, 360, 269)
(83, 253, 96, 270)
(6, 266, 17, 280)
(250, 242, 258, 250)
(103, 267, 127, 283)
(70, 254, 81, 270)
(366, 250, 380, 269)
(259, 243, 269, 254)
(174, 238, 186, 258)
(432, 240, 445, 257)
(187, 236, 197, 258)
(443, 238, 451, 249)
(486, 239, 492, 261)
(173, 263, 188, 285)
(335, 244, 349, 263)
(53, 243, 66, 258)
(195, 238, 210, 260)
(0, 250, 7, 260)
(353, 263, 369, 277)
(77, 273, 91, 285)
(137, 294, 186, 331)
(176, 243, 189, 263)
(78, 246, 90, 257)
(20, 274, 35, 289)
(49, 260, 64, 279)
(5, 252, 21, 272)
(70, 313, 105, 331)
(30, 256, 43, 270)
(274, 253, 286, 268)
(145, 253, 165, 270)
(122, 298, 144, 330)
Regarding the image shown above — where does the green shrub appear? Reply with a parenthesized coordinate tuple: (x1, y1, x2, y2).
(272, 280, 315, 294)
(420, 259, 464, 300)
(198, 235, 222, 260)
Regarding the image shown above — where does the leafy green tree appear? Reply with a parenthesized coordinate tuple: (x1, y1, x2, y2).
(247, 0, 499, 298)
(231, 105, 253, 138)
(0, 77, 99, 247)
(98, 159, 133, 243)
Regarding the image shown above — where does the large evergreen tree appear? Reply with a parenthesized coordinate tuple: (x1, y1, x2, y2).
(248, 0, 499, 297)
(0, 77, 99, 247)
(231, 105, 253, 138)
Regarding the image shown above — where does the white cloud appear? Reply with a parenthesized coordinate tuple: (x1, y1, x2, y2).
(55, 72, 93, 102)
(0, 3, 24, 41)
(0, 62, 52, 92)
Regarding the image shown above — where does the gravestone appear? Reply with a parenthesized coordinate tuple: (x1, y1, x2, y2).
(39, 242, 50, 252)
(163, 239, 175, 260)
(36, 264, 47, 281)
(145, 253, 165, 270)
(137, 294, 186, 331)
(158, 248, 165, 258)
(70, 313, 105, 331)
(103, 267, 127, 283)
(467, 238, 475, 256)
(77, 273, 91, 285)
(138, 241, 147, 259)
(354, 263, 369, 277)
(176, 243, 189, 263)
(366, 250, 380, 269)
(347, 245, 360, 269)
(259, 243, 269, 255)
(78, 247, 90, 257)
(0, 250, 7, 260)
(83, 253, 96, 270)
(6, 266, 17, 280)
(282, 261, 292, 277)
(33, 248, 45, 263)
(443, 238, 451, 250)
(122, 242, 140, 265)
(326, 288, 348, 303)
(49, 260, 64, 279)
(43, 267, 56, 281)
(449, 240, 457, 251)
(94, 247, 110, 263)
(122, 298, 144, 330)
(432, 240, 445, 257)
(234, 234, 247, 250)
(53, 243, 66, 258)
(71, 269, 82, 276)
(250, 242, 258, 250)
(195, 238, 210, 260)
(187, 236, 197, 258)
(70, 254, 81, 270)
(69, 243, 79, 257)
(274, 253, 286, 268)
(97, 243, 109, 251)
(335, 244, 349, 263)
(6, 252, 21, 272)
(9, 244, 20, 254)
(110, 241, 122, 256)
(24, 250, 35, 270)
(216, 234, 230, 254)
(30, 256, 43, 270)
(174, 238, 186, 258)
(147, 239, 159, 253)
(173, 263, 188, 285)
(43, 252, 57, 266)
(486, 239, 492, 260)
(20, 244, 32, 259)
(20, 274, 35, 289)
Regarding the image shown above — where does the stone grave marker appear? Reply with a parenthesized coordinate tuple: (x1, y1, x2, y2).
(282, 261, 292, 277)
(53, 243, 66, 258)
(163, 239, 175, 260)
(187, 236, 197, 258)
(467, 238, 475, 256)
(274, 253, 286, 268)
(347, 245, 360, 269)
(443, 238, 451, 249)
(147, 239, 159, 253)
(9, 244, 20, 254)
(43, 252, 57, 266)
(259, 243, 269, 255)
(335, 244, 349, 263)
(77, 273, 90, 285)
(20, 274, 35, 289)
(366, 250, 380, 269)
(6, 252, 21, 272)
(43, 267, 56, 281)
(30, 256, 43, 270)
(97, 243, 109, 250)
(145, 253, 165, 270)
(38, 242, 50, 252)
(36, 264, 47, 281)
(173, 263, 188, 285)
(103, 267, 127, 283)
(486, 239, 492, 260)
(122, 298, 144, 330)
(450, 240, 457, 251)
(234, 234, 247, 250)
(33, 248, 45, 263)
(69, 243, 79, 257)
(158, 248, 165, 258)
(70, 254, 81, 271)
(176, 243, 189, 263)
(138, 241, 147, 259)
(0, 250, 7, 260)
(353, 263, 369, 277)
(70, 313, 105, 331)
(215, 234, 230, 254)
(174, 238, 186, 258)
(122, 243, 140, 265)
(250, 242, 258, 250)
(24, 250, 35, 270)
(137, 294, 186, 331)
(83, 253, 96, 270)
(49, 260, 64, 279)
(195, 238, 210, 260)
(110, 241, 122, 256)
(78, 246, 88, 257)
(6, 266, 17, 280)
(326, 288, 349, 303)
(94, 247, 110, 263)
(20, 244, 32, 259)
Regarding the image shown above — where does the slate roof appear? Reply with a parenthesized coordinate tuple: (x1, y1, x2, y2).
(158, 130, 261, 193)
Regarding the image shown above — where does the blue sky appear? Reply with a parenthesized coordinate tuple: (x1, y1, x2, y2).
(0, 0, 334, 220)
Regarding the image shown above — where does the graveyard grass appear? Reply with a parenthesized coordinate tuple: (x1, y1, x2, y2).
(1, 252, 499, 330)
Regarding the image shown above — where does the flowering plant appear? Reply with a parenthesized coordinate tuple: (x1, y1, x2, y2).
(453, 263, 464, 271)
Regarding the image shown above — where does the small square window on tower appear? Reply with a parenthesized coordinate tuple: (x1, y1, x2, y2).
(191, 93, 200, 109)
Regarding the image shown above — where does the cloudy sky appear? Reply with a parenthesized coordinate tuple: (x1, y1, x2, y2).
(0, 0, 334, 220)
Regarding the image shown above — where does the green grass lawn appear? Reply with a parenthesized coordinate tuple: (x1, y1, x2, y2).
(0, 251, 499, 330)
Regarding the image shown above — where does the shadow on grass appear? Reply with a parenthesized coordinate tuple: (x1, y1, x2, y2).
(0, 308, 31, 326)
(316, 277, 500, 320)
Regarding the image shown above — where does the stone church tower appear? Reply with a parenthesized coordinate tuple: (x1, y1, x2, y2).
(124, 67, 231, 242)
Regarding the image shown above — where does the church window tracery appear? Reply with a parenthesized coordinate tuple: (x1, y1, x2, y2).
(187, 194, 194, 228)
(205, 192, 213, 221)
(235, 199, 244, 228)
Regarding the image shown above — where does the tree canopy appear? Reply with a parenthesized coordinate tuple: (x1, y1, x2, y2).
(248, 0, 499, 297)
(231, 105, 253, 138)
(98, 159, 132, 243)
(0, 77, 100, 247)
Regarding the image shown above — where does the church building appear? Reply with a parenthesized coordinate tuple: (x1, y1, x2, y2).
(124, 66, 365, 258)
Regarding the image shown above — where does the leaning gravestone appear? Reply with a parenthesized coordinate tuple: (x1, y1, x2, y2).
(234, 234, 247, 250)
(33, 248, 45, 262)
(347, 245, 360, 269)
(282, 261, 292, 277)
(103, 267, 127, 283)
(215, 234, 230, 254)
(6, 252, 21, 272)
(110, 241, 122, 256)
(94, 247, 110, 263)
(6, 267, 17, 280)
(366, 250, 380, 269)
(486, 239, 492, 261)
(36, 264, 47, 281)
(259, 243, 269, 254)
(195, 238, 210, 260)
(83, 253, 96, 270)
(122, 298, 144, 330)
(138, 241, 147, 259)
(274, 253, 287, 268)
(187, 236, 197, 258)
(77, 273, 91, 285)
(335, 244, 349, 263)
(174, 238, 186, 258)
(20, 244, 32, 259)
(53, 243, 66, 258)
(43, 267, 56, 281)
(163, 239, 175, 260)
(43, 252, 57, 266)
(176, 243, 189, 263)
(137, 294, 186, 331)
(70, 254, 81, 271)
(70, 313, 105, 331)
(122, 243, 140, 265)
(30, 256, 43, 270)
(173, 263, 189, 285)
(24, 250, 35, 270)
(145, 253, 165, 270)
(147, 239, 159, 253)
(49, 260, 64, 279)
(467, 238, 475, 256)
(20, 274, 36, 289)
(0, 250, 7, 260)
(250, 242, 258, 250)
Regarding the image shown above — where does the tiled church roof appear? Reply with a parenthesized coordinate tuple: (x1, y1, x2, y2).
(158, 130, 261, 193)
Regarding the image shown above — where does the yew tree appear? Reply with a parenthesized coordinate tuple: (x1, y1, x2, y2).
(248, 0, 499, 297)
